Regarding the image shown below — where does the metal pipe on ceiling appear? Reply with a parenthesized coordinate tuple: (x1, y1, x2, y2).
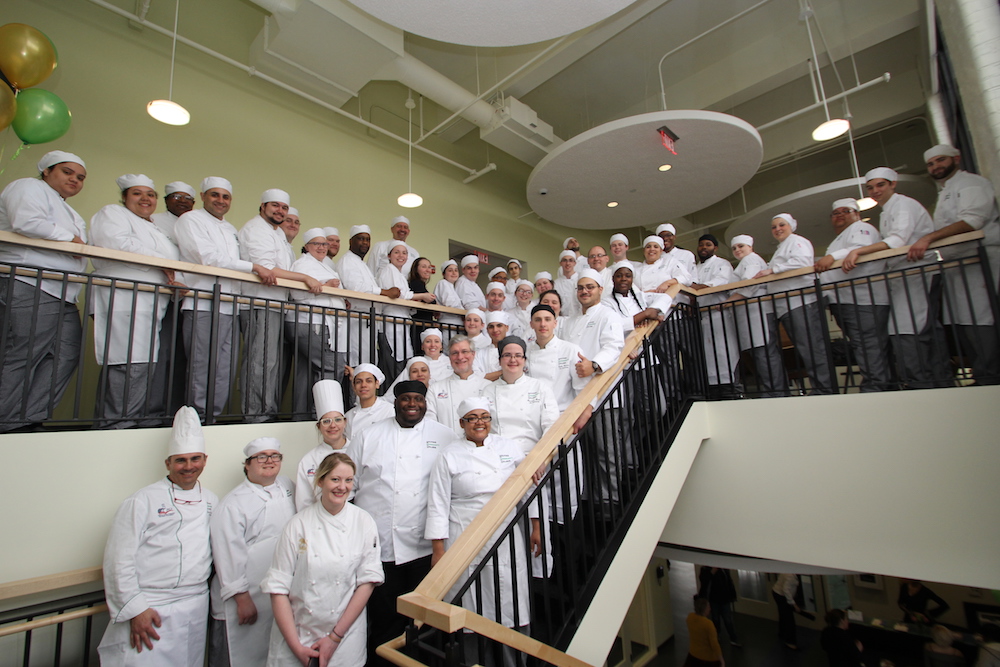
(85, 0, 479, 176)
(755, 72, 890, 132)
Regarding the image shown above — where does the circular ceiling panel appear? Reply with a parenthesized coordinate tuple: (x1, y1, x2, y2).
(725, 175, 937, 257)
(344, 0, 636, 47)
(527, 110, 762, 230)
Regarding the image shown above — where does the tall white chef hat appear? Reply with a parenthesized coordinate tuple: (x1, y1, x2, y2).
(261, 188, 290, 205)
(643, 235, 664, 248)
(324, 227, 340, 237)
(244, 437, 281, 458)
(656, 223, 676, 235)
(577, 268, 603, 285)
(486, 281, 506, 294)
(559, 250, 577, 261)
(610, 233, 629, 245)
(200, 177, 232, 194)
(391, 215, 410, 226)
(731, 234, 754, 248)
(349, 224, 371, 238)
(168, 406, 205, 457)
(164, 181, 196, 198)
(303, 227, 326, 242)
(923, 144, 960, 163)
(37, 150, 85, 173)
(864, 167, 897, 183)
(458, 396, 491, 417)
(773, 213, 797, 231)
(420, 328, 443, 343)
(488, 267, 507, 280)
(534, 271, 552, 281)
(313, 379, 344, 419)
(353, 363, 385, 385)
(116, 174, 155, 191)
(287, 206, 299, 216)
(831, 198, 859, 212)
(461, 254, 479, 268)
(485, 310, 510, 326)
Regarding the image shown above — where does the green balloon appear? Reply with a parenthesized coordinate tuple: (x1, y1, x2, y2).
(11, 88, 71, 145)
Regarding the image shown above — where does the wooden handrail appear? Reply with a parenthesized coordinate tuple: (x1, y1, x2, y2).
(0, 604, 108, 639)
(0, 567, 103, 602)
(412, 283, 683, 604)
(0, 230, 466, 316)
(683, 229, 986, 298)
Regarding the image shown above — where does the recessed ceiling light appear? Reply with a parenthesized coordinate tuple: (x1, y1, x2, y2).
(658, 164, 672, 171)
(607, 201, 619, 208)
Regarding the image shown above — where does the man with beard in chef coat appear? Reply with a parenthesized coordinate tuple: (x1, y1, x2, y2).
(208, 437, 295, 667)
(0, 150, 88, 432)
(346, 380, 454, 667)
(99, 406, 219, 666)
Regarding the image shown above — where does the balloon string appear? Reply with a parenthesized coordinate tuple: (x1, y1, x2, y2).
(0, 142, 29, 176)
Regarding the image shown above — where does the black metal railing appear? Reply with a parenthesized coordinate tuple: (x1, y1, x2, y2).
(700, 239, 1000, 398)
(0, 261, 462, 430)
(0, 590, 107, 667)
(400, 305, 700, 666)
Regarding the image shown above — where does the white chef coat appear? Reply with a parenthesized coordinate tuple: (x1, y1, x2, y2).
(455, 275, 486, 310)
(89, 205, 180, 365)
(210, 477, 295, 667)
(878, 193, 939, 334)
(239, 215, 294, 304)
(425, 372, 492, 435)
(766, 233, 818, 317)
(344, 398, 394, 441)
(636, 254, 692, 293)
(481, 374, 559, 455)
(933, 170, 1000, 325)
(425, 435, 532, 628)
(287, 254, 348, 351)
(696, 256, 739, 384)
(0, 178, 88, 301)
(346, 417, 453, 564)
(605, 288, 671, 335)
(525, 336, 588, 411)
(425, 355, 453, 383)
(820, 222, 889, 306)
(150, 211, 178, 244)
(175, 209, 252, 314)
(505, 303, 531, 339)
(665, 247, 697, 275)
(335, 251, 382, 309)
(367, 239, 419, 277)
(295, 441, 348, 512)
(553, 272, 582, 318)
(561, 302, 625, 372)
(376, 263, 415, 319)
(99, 478, 218, 665)
(469, 331, 491, 353)
(260, 501, 383, 667)
(731, 252, 772, 349)
(433, 278, 465, 326)
(472, 342, 501, 377)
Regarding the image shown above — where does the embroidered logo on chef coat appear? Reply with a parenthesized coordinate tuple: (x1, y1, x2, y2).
(436, 389, 449, 398)
(306, 466, 317, 478)
(298, 537, 308, 553)
(526, 391, 540, 404)
(157, 505, 175, 518)
(426, 440, 439, 448)
(499, 454, 513, 464)
(586, 321, 596, 328)
(557, 356, 570, 369)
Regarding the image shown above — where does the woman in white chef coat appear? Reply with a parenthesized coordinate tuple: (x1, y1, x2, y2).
(287, 228, 348, 409)
(754, 214, 834, 394)
(726, 234, 786, 397)
(425, 398, 540, 664)
(378, 242, 435, 362)
(384, 355, 433, 396)
(90, 174, 181, 428)
(262, 452, 383, 667)
(464, 308, 491, 351)
(506, 280, 535, 338)
(210, 437, 295, 667)
(296, 380, 349, 511)
(433, 259, 465, 334)
(418, 328, 452, 382)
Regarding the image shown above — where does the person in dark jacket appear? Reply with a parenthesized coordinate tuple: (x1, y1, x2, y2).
(820, 608, 863, 667)
(698, 567, 741, 647)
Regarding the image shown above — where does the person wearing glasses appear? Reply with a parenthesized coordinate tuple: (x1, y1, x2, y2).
(209, 437, 294, 667)
(425, 397, 540, 662)
(586, 245, 612, 288)
(425, 335, 490, 437)
(346, 380, 454, 667)
(287, 228, 348, 416)
(99, 406, 219, 665)
(296, 380, 350, 511)
(151, 181, 196, 243)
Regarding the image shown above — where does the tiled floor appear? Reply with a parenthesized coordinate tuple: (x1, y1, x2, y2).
(644, 561, 827, 667)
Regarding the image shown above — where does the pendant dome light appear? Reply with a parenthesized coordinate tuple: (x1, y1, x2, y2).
(397, 95, 422, 208)
(147, 0, 190, 126)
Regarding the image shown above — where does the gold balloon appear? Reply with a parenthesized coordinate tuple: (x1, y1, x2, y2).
(0, 24, 58, 90)
(0, 84, 14, 132)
